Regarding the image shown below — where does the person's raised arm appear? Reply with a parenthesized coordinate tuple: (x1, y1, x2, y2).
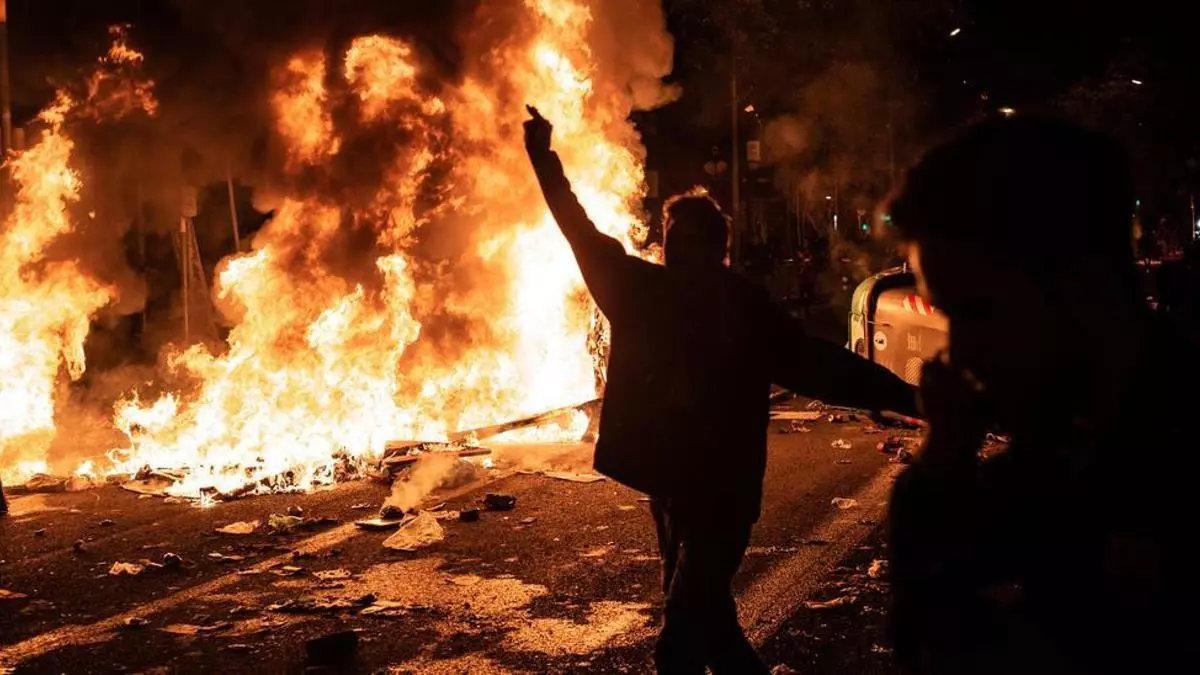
(767, 301, 919, 418)
(524, 105, 630, 314)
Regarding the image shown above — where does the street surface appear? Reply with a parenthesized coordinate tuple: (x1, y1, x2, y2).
(0, 404, 915, 674)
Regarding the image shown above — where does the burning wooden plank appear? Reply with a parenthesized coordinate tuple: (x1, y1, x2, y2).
(444, 398, 601, 443)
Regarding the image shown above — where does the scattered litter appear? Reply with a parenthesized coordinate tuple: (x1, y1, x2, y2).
(542, 471, 605, 483)
(458, 508, 481, 522)
(216, 521, 259, 535)
(314, 568, 353, 581)
(33, 529, 46, 537)
(159, 553, 184, 571)
(225, 643, 253, 653)
(617, 505, 636, 511)
(831, 439, 852, 450)
(269, 565, 305, 577)
(350, 502, 373, 510)
(830, 497, 859, 510)
(98, 519, 115, 527)
(355, 516, 409, 531)
(429, 510, 462, 522)
(483, 493, 517, 511)
(161, 622, 229, 636)
(889, 448, 914, 464)
(862, 425, 883, 435)
(121, 617, 148, 630)
(771, 665, 801, 675)
(268, 514, 303, 533)
(268, 594, 374, 614)
(109, 562, 146, 577)
(867, 559, 888, 579)
(382, 511, 444, 551)
(286, 505, 304, 517)
(835, 459, 852, 465)
(208, 552, 247, 562)
(871, 644, 893, 654)
(0, 589, 28, 600)
(803, 594, 858, 610)
(769, 411, 822, 421)
(306, 630, 359, 666)
(518, 517, 537, 525)
(120, 469, 185, 496)
(877, 436, 906, 454)
(379, 504, 405, 520)
(23, 474, 67, 493)
(360, 600, 414, 616)
(580, 545, 613, 558)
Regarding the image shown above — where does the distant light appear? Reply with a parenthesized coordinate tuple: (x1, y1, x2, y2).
(1131, 79, 1143, 86)
(950, 27, 962, 37)
(999, 106, 1016, 117)
(743, 104, 755, 113)
(825, 195, 832, 200)
(861, 222, 869, 232)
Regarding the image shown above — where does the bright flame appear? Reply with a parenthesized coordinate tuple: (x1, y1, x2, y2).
(0, 32, 155, 484)
(0, 2, 675, 496)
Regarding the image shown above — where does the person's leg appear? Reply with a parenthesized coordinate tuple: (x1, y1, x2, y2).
(650, 497, 678, 595)
(653, 499, 705, 675)
(673, 518, 767, 675)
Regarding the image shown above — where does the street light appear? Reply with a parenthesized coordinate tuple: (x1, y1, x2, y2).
(950, 27, 962, 37)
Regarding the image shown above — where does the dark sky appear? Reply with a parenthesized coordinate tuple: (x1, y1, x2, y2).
(7, 0, 1199, 219)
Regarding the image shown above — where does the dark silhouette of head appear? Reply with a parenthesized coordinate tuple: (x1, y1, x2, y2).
(888, 116, 1139, 429)
(663, 192, 729, 269)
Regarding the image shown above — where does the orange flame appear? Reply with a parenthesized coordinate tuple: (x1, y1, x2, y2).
(1, 2, 676, 495)
(0, 30, 156, 483)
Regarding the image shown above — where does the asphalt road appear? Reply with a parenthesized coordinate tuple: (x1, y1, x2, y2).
(0, 406, 917, 674)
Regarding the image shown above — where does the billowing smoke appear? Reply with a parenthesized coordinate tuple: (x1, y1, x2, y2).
(760, 61, 911, 299)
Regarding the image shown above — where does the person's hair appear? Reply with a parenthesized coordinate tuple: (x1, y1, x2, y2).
(888, 116, 1135, 280)
(662, 189, 729, 266)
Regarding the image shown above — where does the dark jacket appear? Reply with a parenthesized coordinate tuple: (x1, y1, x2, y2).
(888, 322, 1200, 673)
(530, 149, 917, 521)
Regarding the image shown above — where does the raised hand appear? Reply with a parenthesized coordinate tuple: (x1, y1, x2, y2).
(523, 105, 553, 158)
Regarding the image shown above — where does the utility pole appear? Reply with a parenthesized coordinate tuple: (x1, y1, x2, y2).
(730, 52, 741, 267)
(0, 0, 11, 155)
(226, 165, 241, 252)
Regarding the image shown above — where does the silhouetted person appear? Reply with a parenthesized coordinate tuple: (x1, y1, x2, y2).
(0, 477, 7, 515)
(886, 116, 1200, 673)
(524, 106, 918, 674)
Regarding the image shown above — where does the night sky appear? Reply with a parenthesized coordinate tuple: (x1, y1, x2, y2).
(5, 0, 1199, 229)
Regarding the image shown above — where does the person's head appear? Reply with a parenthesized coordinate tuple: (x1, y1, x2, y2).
(662, 191, 730, 269)
(888, 116, 1138, 422)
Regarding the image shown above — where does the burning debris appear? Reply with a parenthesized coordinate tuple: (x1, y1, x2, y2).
(0, 0, 676, 499)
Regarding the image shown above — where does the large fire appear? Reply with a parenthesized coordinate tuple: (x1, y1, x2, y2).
(0, 1, 676, 497)
(0, 26, 155, 484)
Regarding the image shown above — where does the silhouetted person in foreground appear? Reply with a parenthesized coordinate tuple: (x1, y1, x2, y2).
(524, 106, 918, 674)
(0, 477, 7, 515)
(886, 116, 1200, 673)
